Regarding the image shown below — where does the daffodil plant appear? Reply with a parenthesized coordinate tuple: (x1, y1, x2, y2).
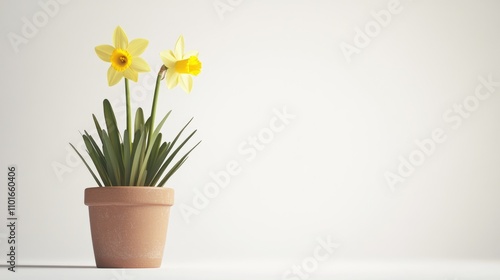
(71, 26, 202, 187)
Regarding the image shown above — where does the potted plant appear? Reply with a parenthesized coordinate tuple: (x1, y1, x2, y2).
(70, 26, 202, 268)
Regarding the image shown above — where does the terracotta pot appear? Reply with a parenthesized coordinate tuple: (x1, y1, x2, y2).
(84, 187, 174, 268)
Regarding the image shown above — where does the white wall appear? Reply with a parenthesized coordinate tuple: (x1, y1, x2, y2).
(1, 0, 500, 276)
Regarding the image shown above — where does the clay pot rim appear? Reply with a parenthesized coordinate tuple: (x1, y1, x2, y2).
(84, 186, 174, 206)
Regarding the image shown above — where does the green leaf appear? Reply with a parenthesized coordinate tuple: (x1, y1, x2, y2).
(123, 129, 131, 185)
(83, 131, 105, 163)
(137, 170, 147, 186)
(149, 118, 195, 185)
(144, 133, 162, 183)
(158, 157, 187, 187)
(129, 129, 146, 185)
(151, 129, 198, 186)
(101, 129, 121, 185)
(69, 143, 103, 187)
(91, 115, 112, 184)
(134, 107, 145, 134)
(149, 133, 162, 165)
(145, 141, 169, 185)
(164, 117, 193, 157)
(82, 132, 111, 186)
(92, 114, 104, 142)
(103, 99, 124, 178)
(158, 140, 201, 187)
(136, 112, 171, 185)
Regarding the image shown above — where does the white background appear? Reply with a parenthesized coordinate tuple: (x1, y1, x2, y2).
(1, 0, 500, 279)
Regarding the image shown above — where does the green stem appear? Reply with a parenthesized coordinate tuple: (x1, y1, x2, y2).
(148, 67, 165, 145)
(125, 78, 132, 151)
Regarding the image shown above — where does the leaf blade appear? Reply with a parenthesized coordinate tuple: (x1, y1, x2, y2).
(69, 143, 103, 187)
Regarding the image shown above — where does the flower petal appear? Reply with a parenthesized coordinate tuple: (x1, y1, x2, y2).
(95, 45, 114, 62)
(160, 50, 177, 68)
(128, 39, 148, 56)
(179, 75, 193, 93)
(182, 50, 198, 60)
(123, 67, 138, 82)
(166, 69, 179, 89)
(107, 66, 123, 86)
(130, 57, 151, 72)
(113, 26, 128, 49)
(174, 35, 185, 59)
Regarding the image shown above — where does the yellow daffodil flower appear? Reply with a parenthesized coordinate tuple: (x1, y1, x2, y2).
(95, 26, 151, 86)
(160, 35, 202, 93)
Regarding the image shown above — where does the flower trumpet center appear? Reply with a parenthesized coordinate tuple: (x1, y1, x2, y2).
(111, 49, 132, 72)
(174, 56, 202, 76)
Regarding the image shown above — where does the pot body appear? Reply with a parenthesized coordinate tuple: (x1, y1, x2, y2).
(84, 187, 174, 268)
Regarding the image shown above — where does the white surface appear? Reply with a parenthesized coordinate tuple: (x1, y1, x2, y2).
(2, 261, 500, 280)
(1, 0, 500, 278)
